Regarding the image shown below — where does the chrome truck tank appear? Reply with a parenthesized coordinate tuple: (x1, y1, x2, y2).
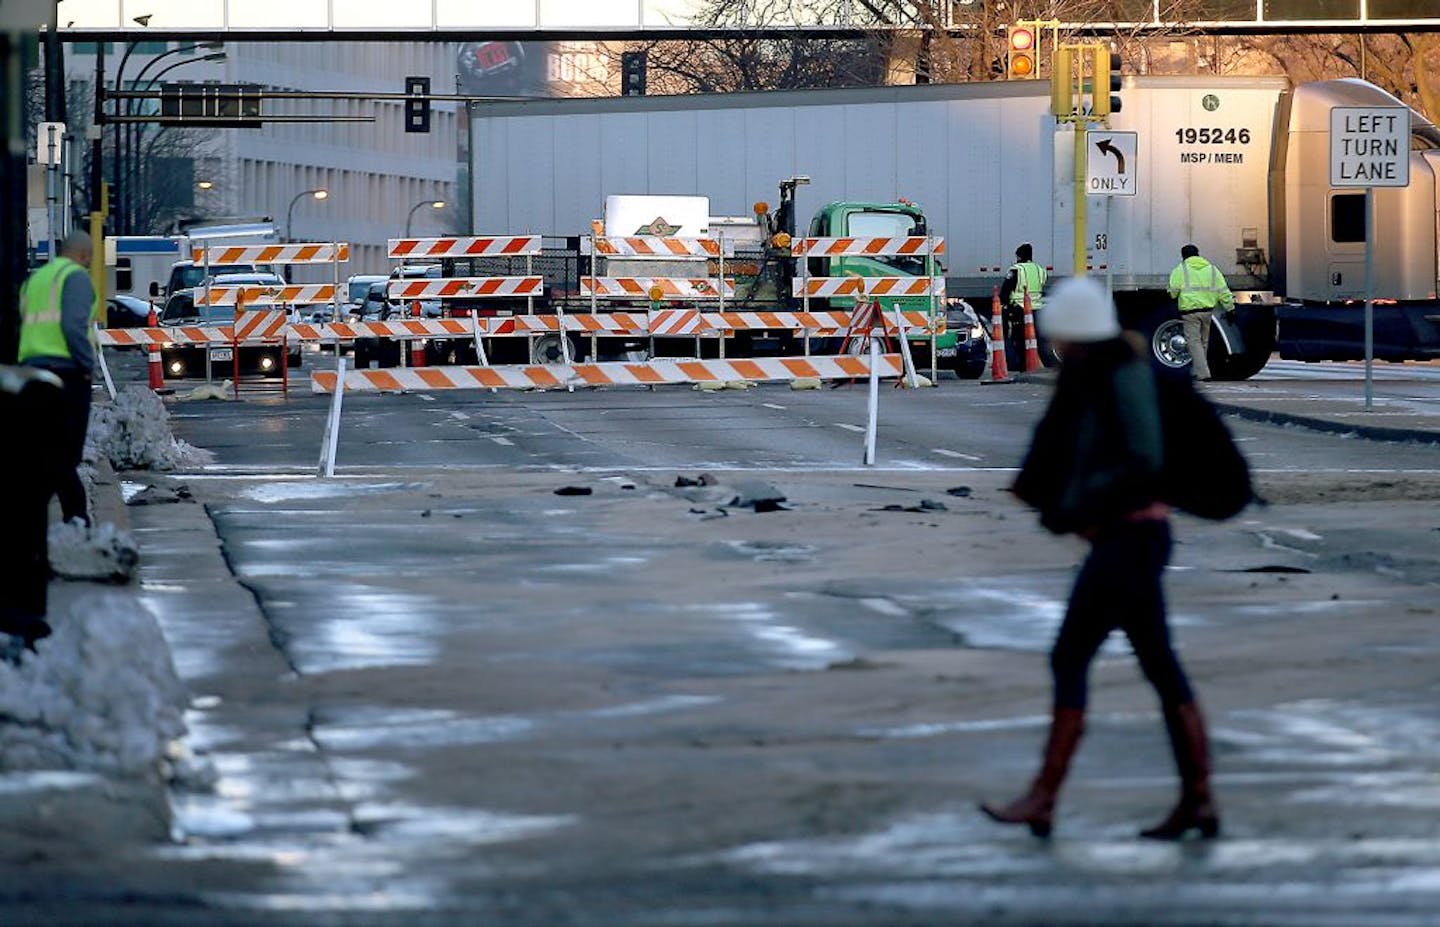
(1279, 79, 1440, 303)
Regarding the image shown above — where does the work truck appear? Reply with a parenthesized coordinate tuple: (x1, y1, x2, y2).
(417, 183, 988, 375)
(466, 75, 1440, 378)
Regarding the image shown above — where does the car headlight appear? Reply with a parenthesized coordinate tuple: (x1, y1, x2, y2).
(970, 322, 986, 339)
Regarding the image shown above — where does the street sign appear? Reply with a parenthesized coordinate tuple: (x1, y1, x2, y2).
(1330, 106, 1410, 187)
(1086, 130, 1137, 196)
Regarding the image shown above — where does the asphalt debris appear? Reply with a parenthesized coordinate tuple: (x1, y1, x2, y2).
(554, 486, 594, 496)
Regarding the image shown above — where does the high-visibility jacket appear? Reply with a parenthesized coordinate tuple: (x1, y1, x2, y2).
(1008, 261, 1047, 309)
(1168, 256, 1234, 313)
(18, 257, 96, 363)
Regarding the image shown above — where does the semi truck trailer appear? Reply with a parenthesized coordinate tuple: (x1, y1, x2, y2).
(469, 75, 1440, 378)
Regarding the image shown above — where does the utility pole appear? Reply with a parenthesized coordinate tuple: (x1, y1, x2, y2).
(90, 43, 107, 320)
(1, 1, 44, 363)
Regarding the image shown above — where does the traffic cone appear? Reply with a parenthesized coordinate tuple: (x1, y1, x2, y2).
(146, 308, 164, 389)
(412, 340, 428, 368)
(983, 286, 1012, 385)
(1022, 288, 1043, 373)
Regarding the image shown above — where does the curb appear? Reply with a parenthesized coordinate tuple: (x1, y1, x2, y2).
(1212, 401, 1440, 447)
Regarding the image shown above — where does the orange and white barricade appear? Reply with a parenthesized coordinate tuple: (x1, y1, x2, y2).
(191, 242, 350, 265)
(580, 277, 736, 300)
(387, 236, 542, 259)
(386, 277, 544, 300)
(312, 353, 904, 394)
(790, 235, 946, 382)
(585, 236, 722, 259)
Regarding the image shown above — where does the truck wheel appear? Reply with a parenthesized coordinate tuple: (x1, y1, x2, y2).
(1150, 318, 1193, 372)
(532, 333, 580, 364)
(1208, 309, 1277, 381)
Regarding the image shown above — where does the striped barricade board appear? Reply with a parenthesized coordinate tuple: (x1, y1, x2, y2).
(387, 236, 542, 259)
(98, 326, 233, 347)
(200, 284, 336, 307)
(583, 236, 721, 258)
(191, 242, 350, 265)
(792, 277, 946, 299)
(790, 236, 945, 257)
(312, 354, 905, 393)
(581, 277, 736, 300)
(386, 277, 544, 300)
(233, 310, 290, 342)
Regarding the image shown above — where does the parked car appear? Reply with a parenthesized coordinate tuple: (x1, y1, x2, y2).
(345, 274, 388, 319)
(106, 293, 156, 328)
(158, 285, 302, 379)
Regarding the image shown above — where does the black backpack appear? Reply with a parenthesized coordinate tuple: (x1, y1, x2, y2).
(1155, 374, 1253, 520)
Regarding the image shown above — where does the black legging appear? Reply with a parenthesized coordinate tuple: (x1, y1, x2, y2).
(54, 371, 92, 524)
(1049, 520, 1195, 710)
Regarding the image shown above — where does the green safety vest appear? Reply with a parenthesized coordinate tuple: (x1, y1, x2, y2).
(18, 257, 96, 363)
(1009, 261, 1047, 309)
(1169, 257, 1233, 313)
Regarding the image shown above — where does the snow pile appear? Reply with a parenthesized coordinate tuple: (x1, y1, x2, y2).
(87, 386, 213, 471)
(48, 520, 140, 583)
(0, 590, 188, 777)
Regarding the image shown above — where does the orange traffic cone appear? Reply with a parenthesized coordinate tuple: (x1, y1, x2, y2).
(146, 308, 164, 389)
(983, 286, 1012, 385)
(1022, 288, 1043, 373)
(412, 340, 428, 368)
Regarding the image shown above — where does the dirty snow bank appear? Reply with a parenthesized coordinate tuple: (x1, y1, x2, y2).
(87, 386, 213, 471)
(0, 590, 188, 778)
(48, 519, 140, 582)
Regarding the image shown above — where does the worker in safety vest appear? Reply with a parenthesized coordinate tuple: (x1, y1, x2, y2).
(998, 243, 1048, 369)
(17, 230, 100, 527)
(1167, 243, 1234, 381)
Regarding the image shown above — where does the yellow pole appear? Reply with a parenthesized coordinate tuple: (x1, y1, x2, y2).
(90, 183, 108, 325)
(1073, 122, 1087, 278)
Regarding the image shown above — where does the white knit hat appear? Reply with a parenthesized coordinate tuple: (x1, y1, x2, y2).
(1037, 276, 1120, 343)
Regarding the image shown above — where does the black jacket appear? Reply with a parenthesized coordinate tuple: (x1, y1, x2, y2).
(1012, 338, 1164, 535)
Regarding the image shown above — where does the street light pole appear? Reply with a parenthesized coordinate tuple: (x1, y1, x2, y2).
(287, 188, 329, 242)
(405, 199, 446, 237)
(121, 42, 221, 233)
(126, 51, 226, 233)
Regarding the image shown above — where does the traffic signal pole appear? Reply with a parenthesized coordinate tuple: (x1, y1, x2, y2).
(1049, 42, 1119, 279)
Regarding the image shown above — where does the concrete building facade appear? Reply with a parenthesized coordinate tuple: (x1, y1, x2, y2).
(66, 40, 459, 276)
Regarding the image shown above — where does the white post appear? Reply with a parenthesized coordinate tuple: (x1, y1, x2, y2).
(927, 235, 937, 385)
(319, 355, 346, 477)
(94, 327, 117, 401)
(1364, 188, 1375, 411)
(893, 304, 920, 389)
(470, 309, 489, 366)
(864, 336, 880, 466)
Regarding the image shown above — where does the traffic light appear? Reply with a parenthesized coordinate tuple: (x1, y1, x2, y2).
(1006, 25, 1038, 80)
(405, 76, 430, 134)
(1092, 46, 1122, 117)
(1050, 46, 1075, 117)
(621, 51, 647, 96)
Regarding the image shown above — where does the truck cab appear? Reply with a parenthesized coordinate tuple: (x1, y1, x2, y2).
(804, 201, 987, 378)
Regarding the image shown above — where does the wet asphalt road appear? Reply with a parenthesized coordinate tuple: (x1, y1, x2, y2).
(18, 351, 1440, 926)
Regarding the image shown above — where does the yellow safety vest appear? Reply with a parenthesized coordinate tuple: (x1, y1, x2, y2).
(1169, 257, 1232, 313)
(18, 257, 94, 363)
(1009, 261, 1047, 310)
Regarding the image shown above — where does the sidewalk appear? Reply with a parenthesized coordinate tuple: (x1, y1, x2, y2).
(1208, 377, 1440, 445)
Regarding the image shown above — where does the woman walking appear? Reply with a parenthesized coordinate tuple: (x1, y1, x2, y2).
(979, 277, 1219, 841)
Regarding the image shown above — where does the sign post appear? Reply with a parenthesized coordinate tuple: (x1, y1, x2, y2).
(1086, 130, 1136, 297)
(1330, 106, 1410, 411)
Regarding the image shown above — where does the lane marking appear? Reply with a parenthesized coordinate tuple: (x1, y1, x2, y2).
(833, 422, 865, 433)
(417, 394, 436, 402)
(489, 436, 515, 446)
(449, 411, 470, 421)
(762, 402, 787, 411)
(932, 448, 983, 461)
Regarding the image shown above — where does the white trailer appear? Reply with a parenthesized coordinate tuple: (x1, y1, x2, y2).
(473, 77, 1283, 295)
(471, 76, 1440, 374)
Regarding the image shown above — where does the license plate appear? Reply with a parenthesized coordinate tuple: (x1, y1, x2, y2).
(209, 348, 234, 362)
(937, 347, 958, 358)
